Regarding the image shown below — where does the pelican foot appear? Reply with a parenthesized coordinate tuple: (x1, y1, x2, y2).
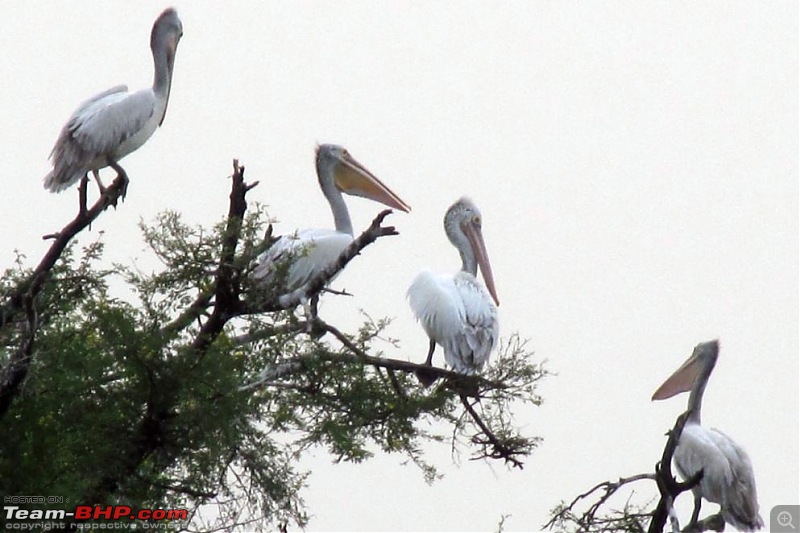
(414, 363, 438, 388)
(119, 175, 129, 202)
(301, 299, 325, 339)
(105, 159, 130, 206)
(681, 514, 725, 533)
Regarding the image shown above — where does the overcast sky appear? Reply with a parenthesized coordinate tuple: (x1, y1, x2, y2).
(1, 2, 797, 531)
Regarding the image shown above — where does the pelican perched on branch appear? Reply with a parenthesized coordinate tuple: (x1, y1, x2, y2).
(408, 197, 499, 382)
(44, 8, 183, 203)
(652, 340, 763, 532)
(253, 144, 410, 298)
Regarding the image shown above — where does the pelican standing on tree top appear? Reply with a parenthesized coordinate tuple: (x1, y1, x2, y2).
(652, 340, 763, 532)
(408, 197, 499, 385)
(252, 144, 411, 309)
(43, 8, 183, 209)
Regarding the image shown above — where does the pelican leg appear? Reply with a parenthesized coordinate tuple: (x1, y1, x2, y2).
(424, 339, 436, 366)
(78, 174, 89, 216)
(302, 296, 324, 339)
(687, 493, 702, 530)
(415, 340, 438, 388)
(301, 298, 313, 333)
(106, 158, 130, 203)
(92, 169, 107, 195)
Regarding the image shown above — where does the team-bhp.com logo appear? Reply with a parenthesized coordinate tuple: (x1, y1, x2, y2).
(4, 504, 188, 525)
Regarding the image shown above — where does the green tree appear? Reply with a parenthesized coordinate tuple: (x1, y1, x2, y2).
(0, 164, 546, 530)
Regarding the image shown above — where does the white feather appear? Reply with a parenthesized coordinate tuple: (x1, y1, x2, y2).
(675, 423, 764, 531)
(408, 270, 498, 373)
(253, 229, 353, 291)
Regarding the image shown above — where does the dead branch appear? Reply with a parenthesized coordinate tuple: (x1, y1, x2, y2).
(1, 173, 127, 330)
(459, 394, 528, 469)
(543, 473, 655, 531)
(544, 408, 704, 532)
(239, 322, 507, 392)
(320, 320, 508, 391)
(649, 411, 704, 533)
(189, 160, 256, 356)
(0, 172, 128, 419)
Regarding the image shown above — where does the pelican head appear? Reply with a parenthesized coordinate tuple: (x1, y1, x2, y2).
(652, 340, 719, 401)
(315, 144, 411, 213)
(151, 8, 183, 125)
(151, 8, 183, 65)
(444, 197, 499, 306)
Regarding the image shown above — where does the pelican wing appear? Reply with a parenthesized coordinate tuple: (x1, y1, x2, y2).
(66, 87, 156, 156)
(46, 86, 157, 191)
(675, 424, 763, 531)
(675, 424, 735, 503)
(408, 270, 464, 343)
(708, 428, 764, 531)
(408, 270, 498, 373)
(253, 229, 353, 291)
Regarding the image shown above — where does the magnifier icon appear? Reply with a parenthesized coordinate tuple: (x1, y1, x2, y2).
(778, 510, 795, 529)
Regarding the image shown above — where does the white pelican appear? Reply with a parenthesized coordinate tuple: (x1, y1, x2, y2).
(408, 197, 499, 379)
(652, 340, 763, 532)
(43, 8, 183, 198)
(253, 144, 411, 295)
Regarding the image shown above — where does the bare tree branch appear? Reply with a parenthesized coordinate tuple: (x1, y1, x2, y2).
(189, 160, 256, 356)
(459, 394, 527, 469)
(0, 172, 128, 419)
(544, 473, 655, 531)
(649, 411, 704, 533)
(240, 318, 509, 393)
(544, 407, 705, 532)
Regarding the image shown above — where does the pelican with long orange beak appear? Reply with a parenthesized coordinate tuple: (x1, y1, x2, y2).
(253, 144, 410, 295)
(408, 197, 499, 381)
(652, 340, 763, 532)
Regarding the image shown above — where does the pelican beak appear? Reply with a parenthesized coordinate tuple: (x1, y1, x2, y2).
(157, 26, 181, 127)
(334, 152, 411, 213)
(167, 31, 181, 70)
(651, 349, 702, 401)
(463, 221, 499, 306)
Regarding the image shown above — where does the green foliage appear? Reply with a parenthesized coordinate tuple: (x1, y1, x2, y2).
(0, 206, 546, 530)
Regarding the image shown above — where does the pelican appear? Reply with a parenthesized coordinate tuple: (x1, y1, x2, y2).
(253, 144, 410, 297)
(652, 340, 763, 532)
(408, 197, 499, 381)
(43, 8, 183, 201)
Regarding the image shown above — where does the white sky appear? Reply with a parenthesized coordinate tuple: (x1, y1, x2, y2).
(1, 2, 797, 531)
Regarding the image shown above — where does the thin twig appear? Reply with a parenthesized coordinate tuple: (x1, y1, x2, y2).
(543, 473, 655, 531)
